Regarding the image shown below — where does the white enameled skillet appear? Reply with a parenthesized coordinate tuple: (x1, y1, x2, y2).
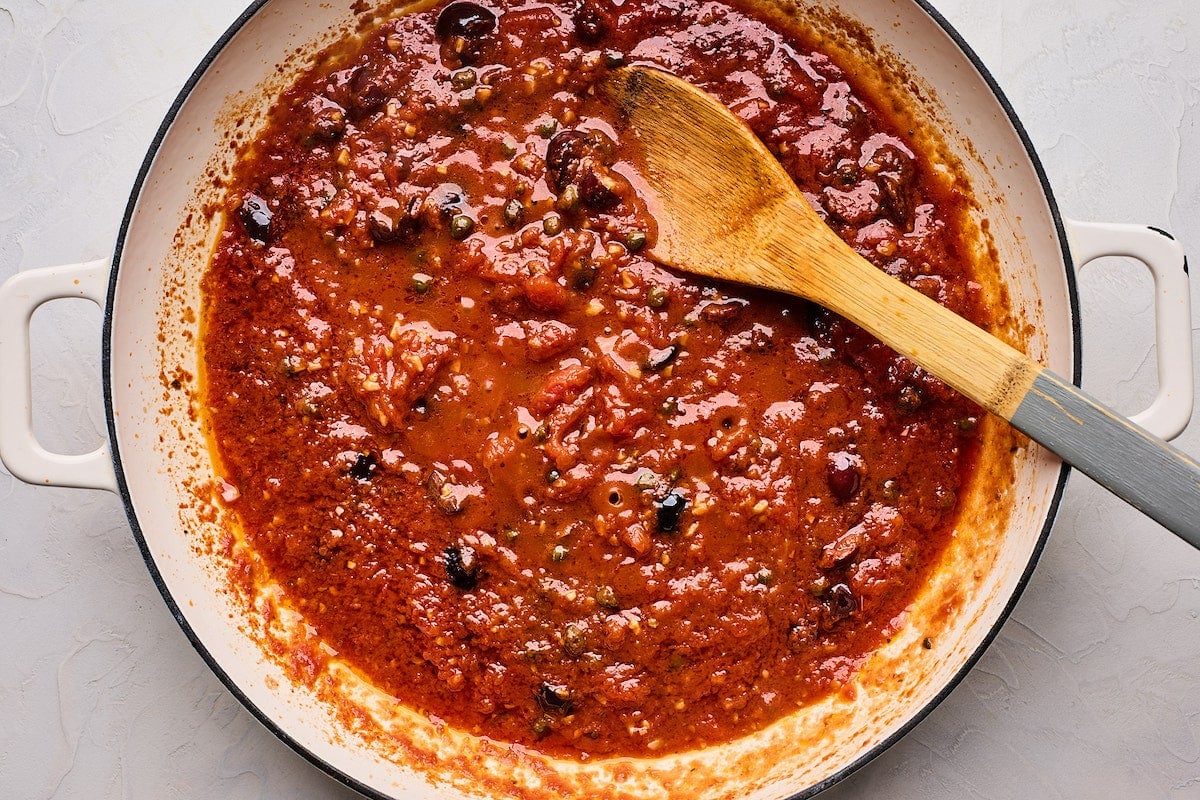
(0, 1, 1193, 797)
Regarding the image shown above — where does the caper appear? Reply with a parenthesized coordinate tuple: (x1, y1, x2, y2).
(634, 471, 658, 490)
(451, 68, 477, 90)
(646, 285, 669, 308)
(897, 384, 923, 413)
(296, 396, 321, 418)
(603, 50, 626, 68)
(935, 486, 957, 509)
(546, 468, 561, 484)
(556, 184, 580, 212)
(535, 117, 558, 138)
(503, 198, 524, 227)
(624, 230, 647, 252)
(449, 213, 475, 239)
(543, 214, 563, 236)
(595, 585, 619, 610)
(500, 138, 518, 158)
(412, 272, 434, 294)
(834, 161, 859, 186)
(563, 623, 587, 657)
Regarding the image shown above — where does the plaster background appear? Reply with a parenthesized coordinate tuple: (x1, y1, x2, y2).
(1, 1, 1198, 797)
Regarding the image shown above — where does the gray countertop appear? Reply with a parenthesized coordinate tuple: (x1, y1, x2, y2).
(2, 1, 1198, 797)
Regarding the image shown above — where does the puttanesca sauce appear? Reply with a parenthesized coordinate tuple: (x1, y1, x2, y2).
(202, 0, 993, 757)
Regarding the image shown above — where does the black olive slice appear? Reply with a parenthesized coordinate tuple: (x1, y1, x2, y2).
(444, 544, 481, 589)
(239, 194, 273, 243)
(656, 489, 688, 533)
(435, 2, 497, 41)
(349, 452, 377, 482)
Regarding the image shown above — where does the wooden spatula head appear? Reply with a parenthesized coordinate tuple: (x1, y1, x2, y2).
(604, 66, 805, 287)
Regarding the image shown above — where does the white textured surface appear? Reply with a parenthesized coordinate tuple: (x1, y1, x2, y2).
(1, 1, 1198, 797)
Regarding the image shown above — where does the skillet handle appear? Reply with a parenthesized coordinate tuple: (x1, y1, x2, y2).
(0, 261, 118, 492)
(1064, 219, 1193, 440)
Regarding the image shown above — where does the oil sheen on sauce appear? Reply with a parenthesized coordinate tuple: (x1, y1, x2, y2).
(201, 0, 993, 757)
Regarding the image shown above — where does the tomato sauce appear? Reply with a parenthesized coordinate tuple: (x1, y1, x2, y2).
(202, 0, 993, 756)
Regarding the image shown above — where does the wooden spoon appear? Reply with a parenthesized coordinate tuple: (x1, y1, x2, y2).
(603, 65, 1200, 547)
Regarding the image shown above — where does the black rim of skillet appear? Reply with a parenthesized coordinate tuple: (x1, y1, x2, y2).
(101, 1, 1079, 797)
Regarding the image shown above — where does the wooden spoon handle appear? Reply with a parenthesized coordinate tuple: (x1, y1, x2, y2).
(1012, 371, 1200, 544)
(763, 197, 1200, 543)
(764, 197, 1038, 419)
